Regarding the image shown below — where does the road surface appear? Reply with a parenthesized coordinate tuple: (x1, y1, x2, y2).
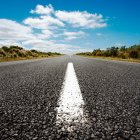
(0, 55, 140, 140)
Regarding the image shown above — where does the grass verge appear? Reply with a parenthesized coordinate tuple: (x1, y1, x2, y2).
(77, 55, 140, 63)
(0, 55, 62, 62)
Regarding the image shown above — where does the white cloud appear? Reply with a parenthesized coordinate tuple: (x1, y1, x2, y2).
(22, 39, 81, 54)
(36, 30, 54, 39)
(0, 19, 34, 40)
(63, 31, 85, 40)
(30, 4, 54, 15)
(0, 18, 79, 53)
(55, 11, 107, 29)
(0, 40, 23, 48)
(0, 4, 107, 54)
(23, 16, 64, 29)
(25, 4, 107, 30)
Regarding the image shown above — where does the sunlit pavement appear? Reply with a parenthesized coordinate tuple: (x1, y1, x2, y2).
(0, 55, 140, 139)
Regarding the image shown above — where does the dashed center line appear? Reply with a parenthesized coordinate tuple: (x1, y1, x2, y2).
(56, 62, 87, 131)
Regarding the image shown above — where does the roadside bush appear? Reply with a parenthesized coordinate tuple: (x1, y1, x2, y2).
(0, 45, 61, 60)
(108, 47, 119, 57)
(86, 52, 92, 56)
(31, 50, 38, 53)
(120, 46, 126, 52)
(47, 52, 52, 56)
(92, 49, 101, 56)
(102, 50, 110, 57)
(129, 50, 139, 58)
(2, 46, 10, 52)
(96, 51, 102, 56)
(118, 52, 127, 59)
(10, 53, 18, 58)
(0, 49, 6, 57)
(53, 52, 61, 55)
(76, 44, 140, 60)
(26, 51, 34, 57)
(10, 46, 23, 50)
(13, 53, 18, 58)
(16, 50, 26, 57)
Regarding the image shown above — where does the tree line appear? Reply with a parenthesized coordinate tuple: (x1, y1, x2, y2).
(76, 44, 140, 59)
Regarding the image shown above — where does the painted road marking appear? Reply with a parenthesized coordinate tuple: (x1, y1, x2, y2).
(56, 62, 87, 131)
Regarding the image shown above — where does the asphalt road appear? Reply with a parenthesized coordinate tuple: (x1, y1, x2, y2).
(0, 55, 140, 140)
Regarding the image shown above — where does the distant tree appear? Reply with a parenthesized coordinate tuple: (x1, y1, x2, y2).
(92, 49, 101, 56)
(109, 47, 119, 57)
(10, 46, 23, 50)
(31, 49, 38, 53)
(47, 52, 52, 56)
(120, 46, 126, 52)
(105, 48, 111, 56)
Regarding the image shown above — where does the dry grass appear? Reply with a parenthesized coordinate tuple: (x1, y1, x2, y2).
(0, 55, 62, 62)
(78, 55, 140, 63)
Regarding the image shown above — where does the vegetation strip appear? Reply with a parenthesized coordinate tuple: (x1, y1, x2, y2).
(76, 44, 140, 63)
(0, 45, 62, 62)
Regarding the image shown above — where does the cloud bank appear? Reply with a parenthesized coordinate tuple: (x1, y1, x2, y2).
(0, 4, 107, 53)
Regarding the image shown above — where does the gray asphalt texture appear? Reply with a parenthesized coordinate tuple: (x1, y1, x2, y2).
(0, 55, 140, 140)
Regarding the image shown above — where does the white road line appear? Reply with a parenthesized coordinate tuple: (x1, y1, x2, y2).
(56, 62, 87, 131)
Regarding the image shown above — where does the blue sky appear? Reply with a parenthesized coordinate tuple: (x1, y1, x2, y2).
(0, 0, 140, 53)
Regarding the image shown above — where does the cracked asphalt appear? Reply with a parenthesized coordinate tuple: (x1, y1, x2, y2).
(0, 55, 140, 140)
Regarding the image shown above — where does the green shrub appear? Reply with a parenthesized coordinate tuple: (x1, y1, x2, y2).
(10, 53, 18, 58)
(108, 47, 119, 57)
(0, 49, 6, 57)
(92, 49, 102, 56)
(102, 50, 110, 57)
(2, 46, 10, 52)
(13, 54, 18, 58)
(10, 46, 23, 50)
(76, 44, 140, 60)
(118, 52, 127, 59)
(120, 46, 126, 52)
(16, 50, 26, 57)
(96, 51, 102, 56)
(129, 50, 139, 58)
(31, 50, 38, 53)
